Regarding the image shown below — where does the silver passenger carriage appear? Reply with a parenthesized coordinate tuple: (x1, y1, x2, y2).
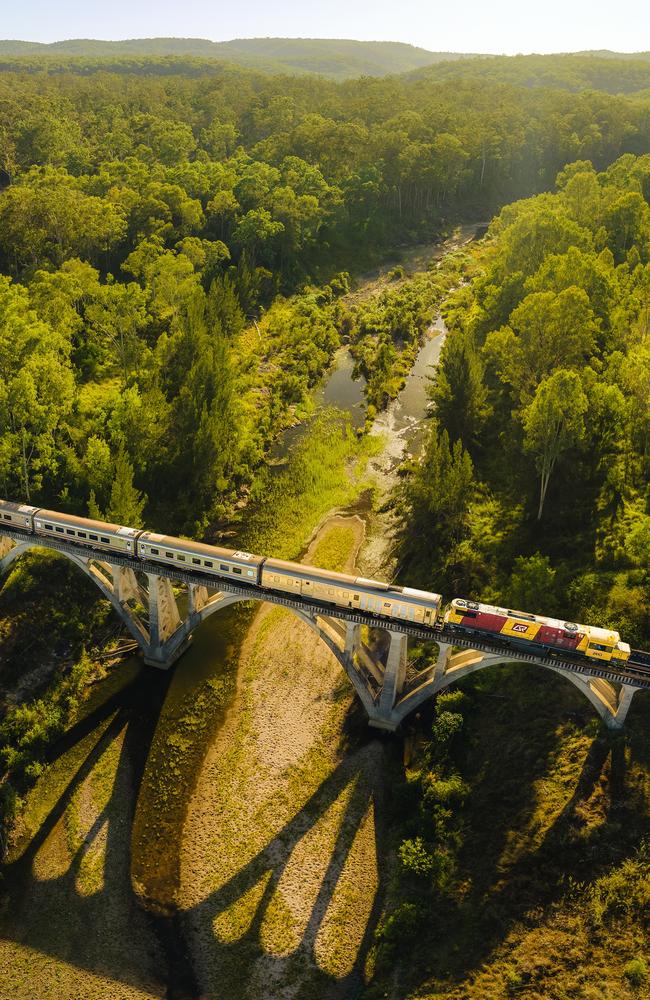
(34, 510, 141, 554)
(137, 532, 264, 583)
(261, 558, 441, 624)
(0, 499, 41, 531)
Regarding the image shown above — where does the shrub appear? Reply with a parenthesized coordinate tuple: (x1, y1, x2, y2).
(624, 958, 648, 987)
(398, 836, 436, 876)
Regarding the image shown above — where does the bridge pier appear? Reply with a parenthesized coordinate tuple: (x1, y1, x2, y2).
(143, 573, 189, 668)
(369, 631, 408, 729)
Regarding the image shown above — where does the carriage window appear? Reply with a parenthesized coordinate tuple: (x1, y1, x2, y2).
(177, 555, 185, 562)
(192, 558, 201, 565)
(3, 514, 10, 520)
(165, 551, 173, 558)
(384, 601, 391, 607)
(45, 524, 53, 530)
(55, 527, 64, 533)
(204, 560, 213, 568)
(220, 564, 229, 571)
(101, 536, 109, 543)
(588, 642, 610, 652)
(353, 594, 360, 600)
(247, 570, 255, 577)
(232, 567, 242, 575)
(151, 548, 159, 555)
(89, 533, 98, 541)
(78, 531, 86, 538)
(66, 529, 75, 535)
(328, 588, 335, 595)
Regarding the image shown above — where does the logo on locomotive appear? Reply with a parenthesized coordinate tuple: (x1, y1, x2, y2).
(512, 623, 529, 633)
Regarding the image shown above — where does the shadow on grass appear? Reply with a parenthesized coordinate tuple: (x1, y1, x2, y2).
(1, 666, 393, 1000)
(183, 730, 392, 1000)
(0, 665, 177, 998)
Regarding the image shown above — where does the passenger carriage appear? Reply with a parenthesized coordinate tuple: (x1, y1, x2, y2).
(0, 500, 41, 530)
(33, 509, 141, 554)
(137, 532, 264, 582)
(261, 558, 441, 624)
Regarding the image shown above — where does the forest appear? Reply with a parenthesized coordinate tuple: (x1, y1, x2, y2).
(2, 56, 650, 535)
(0, 51, 649, 1000)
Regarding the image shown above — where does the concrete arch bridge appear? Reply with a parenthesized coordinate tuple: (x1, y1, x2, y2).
(1, 530, 647, 733)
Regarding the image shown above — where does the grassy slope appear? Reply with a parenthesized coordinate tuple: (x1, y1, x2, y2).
(367, 667, 650, 1000)
(180, 516, 391, 999)
(130, 413, 381, 914)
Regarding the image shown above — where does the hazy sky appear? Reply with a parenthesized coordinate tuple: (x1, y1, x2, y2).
(2, 0, 649, 55)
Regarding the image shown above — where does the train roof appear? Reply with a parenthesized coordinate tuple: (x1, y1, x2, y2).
(264, 557, 358, 585)
(452, 598, 620, 644)
(139, 532, 264, 565)
(264, 559, 442, 605)
(36, 509, 140, 538)
(0, 499, 41, 514)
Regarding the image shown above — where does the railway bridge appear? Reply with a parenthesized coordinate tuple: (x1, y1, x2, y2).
(1, 526, 648, 732)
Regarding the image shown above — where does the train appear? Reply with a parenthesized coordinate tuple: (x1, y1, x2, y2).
(0, 498, 632, 667)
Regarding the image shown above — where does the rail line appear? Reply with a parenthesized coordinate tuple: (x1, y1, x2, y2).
(2, 524, 649, 693)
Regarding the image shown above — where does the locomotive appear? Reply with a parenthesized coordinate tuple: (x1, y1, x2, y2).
(0, 499, 632, 667)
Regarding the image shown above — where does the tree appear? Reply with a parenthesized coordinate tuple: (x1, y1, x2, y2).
(431, 331, 490, 447)
(105, 448, 146, 527)
(507, 553, 558, 613)
(509, 287, 599, 395)
(398, 423, 475, 584)
(522, 369, 588, 520)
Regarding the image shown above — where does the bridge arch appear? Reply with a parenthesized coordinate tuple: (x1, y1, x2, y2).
(0, 536, 150, 649)
(395, 645, 637, 731)
(183, 589, 378, 717)
(0, 534, 378, 717)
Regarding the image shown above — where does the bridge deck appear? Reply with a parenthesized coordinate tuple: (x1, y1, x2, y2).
(2, 526, 650, 693)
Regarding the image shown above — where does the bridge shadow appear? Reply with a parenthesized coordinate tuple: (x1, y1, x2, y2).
(182, 734, 392, 998)
(0, 665, 175, 998)
(1, 654, 394, 1000)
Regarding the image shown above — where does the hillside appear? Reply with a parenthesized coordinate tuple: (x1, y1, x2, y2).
(0, 36, 476, 79)
(413, 52, 650, 93)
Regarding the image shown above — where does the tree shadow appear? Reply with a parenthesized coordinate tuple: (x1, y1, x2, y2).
(406, 685, 648, 994)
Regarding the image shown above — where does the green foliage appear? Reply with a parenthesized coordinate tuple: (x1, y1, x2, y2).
(624, 958, 648, 987)
(507, 553, 559, 614)
(105, 448, 147, 527)
(398, 836, 437, 876)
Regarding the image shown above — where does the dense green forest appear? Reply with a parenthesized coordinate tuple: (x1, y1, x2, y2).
(397, 155, 650, 645)
(374, 155, 650, 1000)
(2, 56, 650, 535)
(0, 37, 470, 78)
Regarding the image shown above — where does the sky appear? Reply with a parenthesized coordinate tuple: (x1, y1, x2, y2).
(2, 0, 649, 56)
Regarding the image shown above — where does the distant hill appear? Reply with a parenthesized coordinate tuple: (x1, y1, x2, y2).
(0, 37, 478, 79)
(410, 52, 650, 94)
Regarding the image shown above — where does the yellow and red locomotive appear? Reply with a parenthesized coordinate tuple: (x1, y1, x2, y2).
(446, 599, 631, 665)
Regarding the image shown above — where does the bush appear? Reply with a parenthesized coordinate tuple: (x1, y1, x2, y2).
(624, 958, 648, 987)
(398, 836, 436, 876)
